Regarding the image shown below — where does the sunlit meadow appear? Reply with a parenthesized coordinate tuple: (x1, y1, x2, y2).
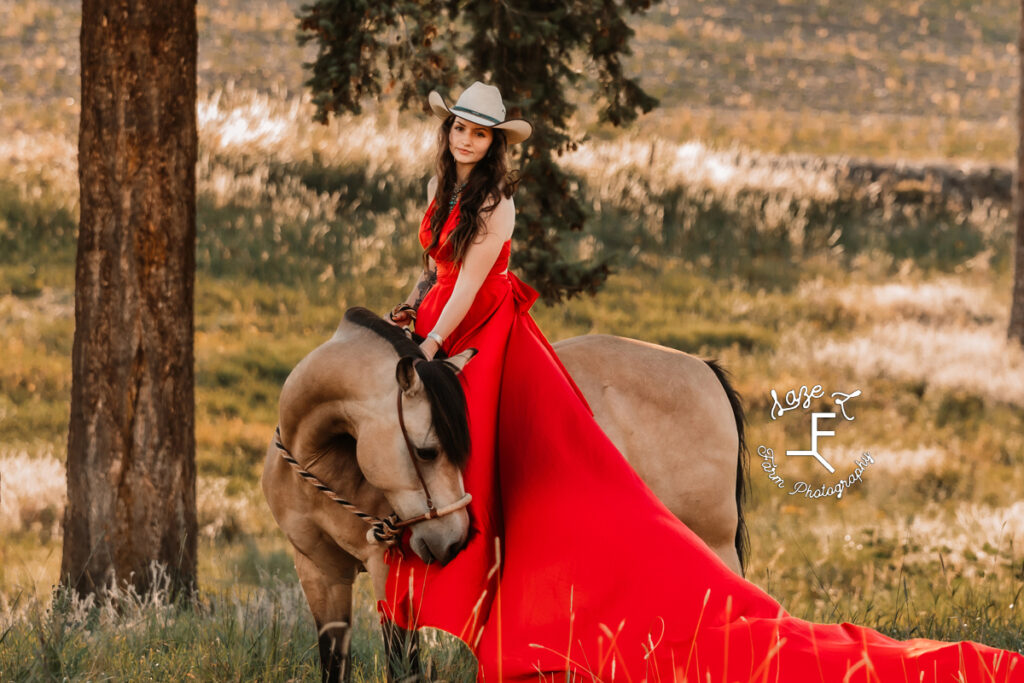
(1, 0, 1023, 679)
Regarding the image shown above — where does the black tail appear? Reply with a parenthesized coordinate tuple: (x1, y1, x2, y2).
(703, 359, 750, 575)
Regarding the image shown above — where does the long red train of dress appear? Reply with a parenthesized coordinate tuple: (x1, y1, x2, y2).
(380, 197, 1024, 681)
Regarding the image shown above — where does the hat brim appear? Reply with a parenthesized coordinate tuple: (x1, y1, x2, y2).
(428, 90, 532, 145)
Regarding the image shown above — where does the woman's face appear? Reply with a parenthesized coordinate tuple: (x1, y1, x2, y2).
(449, 116, 493, 167)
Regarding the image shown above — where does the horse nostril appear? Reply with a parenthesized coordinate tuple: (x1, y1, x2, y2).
(438, 538, 464, 566)
(413, 536, 437, 564)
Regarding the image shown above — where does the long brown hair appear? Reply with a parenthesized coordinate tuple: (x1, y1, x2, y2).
(422, 115, 521, 268)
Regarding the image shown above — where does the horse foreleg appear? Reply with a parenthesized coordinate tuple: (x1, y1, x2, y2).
(294, 549, 355, 683)
(365, 549, 423, 682)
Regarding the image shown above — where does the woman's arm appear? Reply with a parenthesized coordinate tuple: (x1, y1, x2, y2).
(387, 258, 436, 326)
(406, 257, 438, 310)
(420, 196, 515, 359)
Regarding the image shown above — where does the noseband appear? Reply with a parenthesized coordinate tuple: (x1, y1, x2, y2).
(274, 357, 472, 547)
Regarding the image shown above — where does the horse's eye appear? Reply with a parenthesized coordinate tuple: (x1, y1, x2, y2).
(416, 447, 439, 462)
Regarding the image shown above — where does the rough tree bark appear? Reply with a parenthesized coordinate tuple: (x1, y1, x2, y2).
(1012, 0, 1024, 345)
(62, 0, 198, 597)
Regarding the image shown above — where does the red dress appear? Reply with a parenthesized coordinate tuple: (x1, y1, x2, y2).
(381, 197, 1024, 681)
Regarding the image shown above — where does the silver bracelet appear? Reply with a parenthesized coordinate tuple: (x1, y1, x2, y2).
(427, 331, 444, 345)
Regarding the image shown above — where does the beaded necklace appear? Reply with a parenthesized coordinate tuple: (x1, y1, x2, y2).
(449, 181, 467, 211)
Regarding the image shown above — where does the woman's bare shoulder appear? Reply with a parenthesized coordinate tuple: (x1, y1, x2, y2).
(481, 193, 515, 241)
(498, 192, 515, 214)
(427, 175, 438, 202)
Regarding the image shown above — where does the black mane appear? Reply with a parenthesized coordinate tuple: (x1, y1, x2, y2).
(343, 307, 469, 468)
(343, 306, 426, 357)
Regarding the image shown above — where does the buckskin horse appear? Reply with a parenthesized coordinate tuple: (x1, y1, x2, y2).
(261, 307, 748, 682)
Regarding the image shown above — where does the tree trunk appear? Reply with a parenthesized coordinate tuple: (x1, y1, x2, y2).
(1012, 0, 1024, 344)
(63, 0, 198, 597)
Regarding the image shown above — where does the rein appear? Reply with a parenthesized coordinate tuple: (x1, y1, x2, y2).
(274, 359, 472, 548)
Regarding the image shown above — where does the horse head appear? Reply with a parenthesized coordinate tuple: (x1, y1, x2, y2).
(276, 307, 475, 566)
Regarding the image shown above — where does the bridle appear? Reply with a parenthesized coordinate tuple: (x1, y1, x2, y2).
(274, 358, 472, 548)
(394, 362, 474, 523)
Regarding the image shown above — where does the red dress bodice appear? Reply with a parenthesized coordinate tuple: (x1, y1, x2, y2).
(412, 196, 586, 400)
(418, 196, 511, 280)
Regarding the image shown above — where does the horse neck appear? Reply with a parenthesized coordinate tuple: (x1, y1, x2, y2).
(279, 328, 397, 515)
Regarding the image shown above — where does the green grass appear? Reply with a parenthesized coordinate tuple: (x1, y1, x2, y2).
(0, 538, 481, 681)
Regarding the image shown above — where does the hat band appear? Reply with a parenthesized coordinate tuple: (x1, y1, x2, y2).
(451, 105, 502, 125)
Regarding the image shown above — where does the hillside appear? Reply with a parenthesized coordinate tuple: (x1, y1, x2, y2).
(2, 0, 1017, 160)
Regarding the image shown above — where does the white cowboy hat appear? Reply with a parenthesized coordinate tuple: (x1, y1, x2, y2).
(428, 81, 533, 145)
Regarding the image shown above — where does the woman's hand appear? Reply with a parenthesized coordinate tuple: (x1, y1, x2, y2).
(419, 336, 441, 360)
(386, 304, 416, 327)
(390, 261, 437, 327)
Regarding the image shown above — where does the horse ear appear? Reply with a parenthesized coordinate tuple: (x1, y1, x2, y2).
(396, 356, 424, 394)
(441, 347, 477, 375)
